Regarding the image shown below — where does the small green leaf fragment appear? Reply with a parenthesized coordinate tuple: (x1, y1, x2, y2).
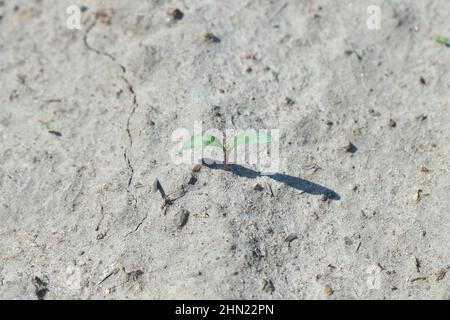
(183, 134, 222, 149)
(435, 35, 449, 45)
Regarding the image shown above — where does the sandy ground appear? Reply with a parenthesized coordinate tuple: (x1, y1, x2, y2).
(0, 0, 449, 300)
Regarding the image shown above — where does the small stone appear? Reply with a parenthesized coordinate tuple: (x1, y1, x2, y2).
(324, 285, 334, 296)
(412, 188, 422, 204)
(167, 8, 184, 20)
(416, 114, 427, 121)
(264, 181, 274, 196)
(349, 184, 358, 191)
(284, 234, 298, 243)
(252, 183, 263, 191)
(284, 97, 295, 106)
(337, 140, 354, 153)
(203, 32, 220, 43)
(369, 109, 381, 117)
(174, 209, 189, 229)
(344, 237, 353, 246)
(187, 175, 197, 185)
(319, 193, 329, 202)
(192, 164, 202, 172)
(388, 118, 397, 128)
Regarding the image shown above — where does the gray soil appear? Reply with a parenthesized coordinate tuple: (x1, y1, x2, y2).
(0, 0, 449, 300)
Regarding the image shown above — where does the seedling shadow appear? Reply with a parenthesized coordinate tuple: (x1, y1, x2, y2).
(203, 160, 341, 200)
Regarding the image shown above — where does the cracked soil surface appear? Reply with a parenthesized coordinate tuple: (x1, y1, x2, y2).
(0, 0, 449, 299)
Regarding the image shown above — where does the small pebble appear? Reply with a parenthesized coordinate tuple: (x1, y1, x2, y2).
(344, 237, 353, 246)
(337, 140, 354, 153)
(416, 114, 427, 121)
(174, 209, 189, 229)
(324, 285, 334, 296)
(284, 97, 295, 106)
(192, 164, 202, 172)
(412, 188, 422, 204)
(284, 234, 298, 243)
(167, 8, 184, 20)
(203, 32, 220, 43)
(388, 118, 397, 128)
(187, 175, 197, 185)
(252, 183, 263, 191)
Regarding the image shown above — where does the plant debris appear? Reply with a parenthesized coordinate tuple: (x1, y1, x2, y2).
(264, 181, 274, 197)
(262, 279, 275, 293)
(414, 257, 421, 273)
(412, 188, 422, 204)
(419, 166, 431, 173)
(410, 276, 427, 283)
(41, 122, 62, 137)
(160, 197, 172, 214)
(187, 175, 197, 185)
(434, 34, 449, 46)
(303, 159, 320, 173)
(203, 32, 221, 43)
(436, 267, 448, 281)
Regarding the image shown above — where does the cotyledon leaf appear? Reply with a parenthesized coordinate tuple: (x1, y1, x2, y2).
(183, 134, 223, 150)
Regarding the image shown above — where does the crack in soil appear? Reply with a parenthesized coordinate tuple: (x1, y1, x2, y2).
(124, 213, 148, 238)
(84, 19, 138, 200)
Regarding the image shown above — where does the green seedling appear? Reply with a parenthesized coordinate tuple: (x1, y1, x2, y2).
(183, 131, 272, 170)
(41, 122, 62, 137)
(434, 35, 449, 45)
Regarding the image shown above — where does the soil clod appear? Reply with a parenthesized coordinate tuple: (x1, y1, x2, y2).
(174, 209, 189, 229)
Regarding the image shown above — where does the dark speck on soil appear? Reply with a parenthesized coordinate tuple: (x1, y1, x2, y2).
(32, 276, 49, 300)
(203, 32, 221, 43)
(168, 8, 184, 20)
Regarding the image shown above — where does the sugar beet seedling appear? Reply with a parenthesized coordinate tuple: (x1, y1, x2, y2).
(183, 131, 272, 170)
